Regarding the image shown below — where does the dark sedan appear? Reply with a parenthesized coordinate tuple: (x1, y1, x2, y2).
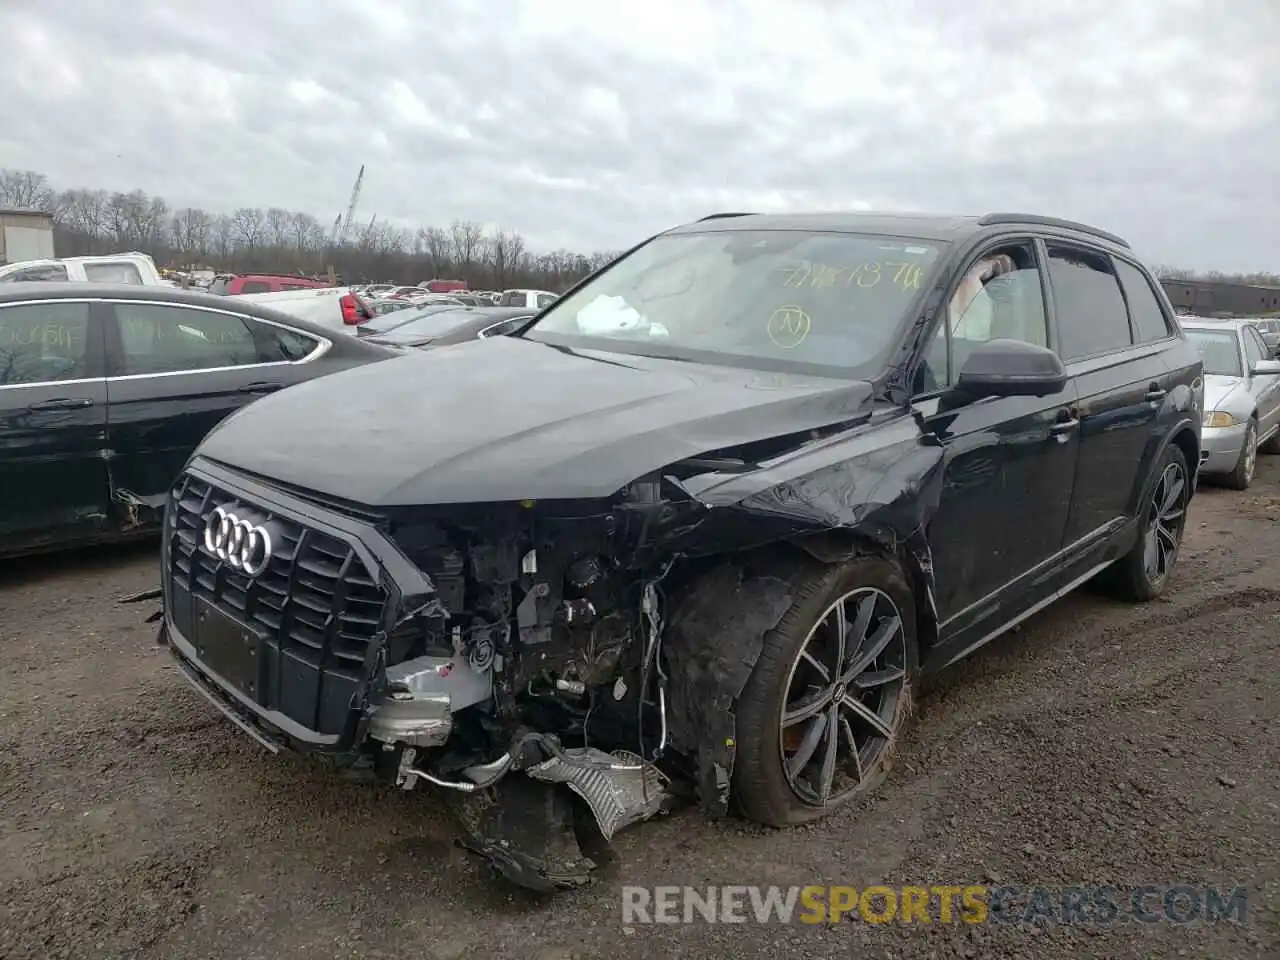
(356, 303, 465, 338)
(364, 306, 534, 349)
(0, 282, 396, 558)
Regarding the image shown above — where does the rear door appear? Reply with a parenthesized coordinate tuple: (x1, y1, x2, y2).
(0, 299, 110, 551)
(1047, 244, 1172, 544)
(102, 300, 327, 518)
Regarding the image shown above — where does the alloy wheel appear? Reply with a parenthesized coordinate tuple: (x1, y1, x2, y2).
(778, 587, 907, 806)
(1143, 460, 1188, 585)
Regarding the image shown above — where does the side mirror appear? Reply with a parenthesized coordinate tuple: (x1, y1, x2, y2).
(1251, 359, 1280, 376)
(954, 338, 1068, 400)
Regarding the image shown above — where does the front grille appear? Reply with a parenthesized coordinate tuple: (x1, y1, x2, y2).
(166, 472, 389, 736)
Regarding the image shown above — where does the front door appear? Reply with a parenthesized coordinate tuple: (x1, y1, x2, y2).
(913, 238, 1080, 652)
(0, 299, 110, 552)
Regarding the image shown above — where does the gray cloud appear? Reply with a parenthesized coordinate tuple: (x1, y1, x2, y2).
(1, 0, 1276, 270)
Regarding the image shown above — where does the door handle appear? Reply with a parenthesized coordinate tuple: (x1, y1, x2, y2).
(27, 397, 93, 411)
(240, 381, 283, 394)
(1050, 408, 1080, 435)
(1145, 383, 1167, 401)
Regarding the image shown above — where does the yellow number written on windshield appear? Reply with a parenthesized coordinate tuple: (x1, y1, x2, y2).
(776, 261, 928, 291)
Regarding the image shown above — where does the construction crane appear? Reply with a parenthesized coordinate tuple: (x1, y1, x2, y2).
(329, 164, 365, 246)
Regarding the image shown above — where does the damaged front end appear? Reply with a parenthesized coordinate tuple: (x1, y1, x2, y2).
(160, 398, 942, 894)
(361, 478, 711, 889)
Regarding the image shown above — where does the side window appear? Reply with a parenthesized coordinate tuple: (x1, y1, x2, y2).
(536, 293, 557, 309)
(1046, 246, 1132, 361)
(917, 242, 1048, 392)
(0, 263, 69, 282)
(258, 323, 321, 362)
(1113, 260, 1171, 343)
(239, 280, 272, 294)
(0, 302, 92, 385)
(1243, 328, 1266, 368)
(83, 262, 143, 284)
(113, 303, 260, 376)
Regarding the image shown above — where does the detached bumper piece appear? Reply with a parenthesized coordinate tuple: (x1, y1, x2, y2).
(441, 742, 668, 892)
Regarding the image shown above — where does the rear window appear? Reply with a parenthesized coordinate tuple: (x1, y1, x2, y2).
(83, 262, 144, 284)
(0, 263, 69, 282)
(501, 292, 526, 307)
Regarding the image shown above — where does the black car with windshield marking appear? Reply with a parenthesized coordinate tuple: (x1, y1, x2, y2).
(157, 211, 1202, 892)
(0, 282, 394, 558)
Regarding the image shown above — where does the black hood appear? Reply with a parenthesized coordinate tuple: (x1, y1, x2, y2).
(196, 336, 875, 506)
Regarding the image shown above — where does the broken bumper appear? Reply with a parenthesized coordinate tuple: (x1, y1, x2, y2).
(161, 457, 443, 756)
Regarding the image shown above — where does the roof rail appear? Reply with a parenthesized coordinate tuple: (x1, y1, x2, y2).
(696, 212, 757, 222)
(977, 212, 1131, 249)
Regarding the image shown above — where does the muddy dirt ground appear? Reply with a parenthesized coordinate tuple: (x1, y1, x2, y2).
(1, 463, 1278, 960)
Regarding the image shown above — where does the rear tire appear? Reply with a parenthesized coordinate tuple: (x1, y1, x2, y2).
(1104, 443, 1191, 602)
(732, 555, 918, 827)
(1222, 418, 1258, 491)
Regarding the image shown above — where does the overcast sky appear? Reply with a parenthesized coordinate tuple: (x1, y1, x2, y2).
(1, 0, 1276, 271)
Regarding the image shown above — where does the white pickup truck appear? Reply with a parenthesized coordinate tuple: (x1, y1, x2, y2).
(232, 286, 374, 335)
(0, 252, 170, 285)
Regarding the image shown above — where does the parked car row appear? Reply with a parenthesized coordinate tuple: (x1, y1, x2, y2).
(1176, 315, 1280, 489)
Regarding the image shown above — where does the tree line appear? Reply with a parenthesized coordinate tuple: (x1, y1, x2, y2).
(2, 167, 1276, 289)
(0, 168, 621, 291)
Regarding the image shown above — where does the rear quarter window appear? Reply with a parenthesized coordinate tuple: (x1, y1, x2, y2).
(239, 280, 272, 294)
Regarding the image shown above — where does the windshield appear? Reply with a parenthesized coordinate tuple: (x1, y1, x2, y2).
(525, 229, 943, 376)
(376, 308, 476, 341)
(1184, 328, 1242, 377)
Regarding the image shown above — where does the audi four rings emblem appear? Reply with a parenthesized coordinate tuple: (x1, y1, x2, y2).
(203, 506, 273, 577)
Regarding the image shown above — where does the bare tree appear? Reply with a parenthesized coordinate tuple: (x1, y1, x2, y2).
(232, 207, 265, 249)
(449, 219, 485, 272)
(171, 208, 212, 262)
(0, 169, 54, 210)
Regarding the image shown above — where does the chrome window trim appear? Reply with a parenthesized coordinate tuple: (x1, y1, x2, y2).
(476, 314, 533, 339)
(0, 296, 331, 391)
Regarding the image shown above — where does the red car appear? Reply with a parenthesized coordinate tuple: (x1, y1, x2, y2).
(208, 273, 332, 295)
(420, 278, 468, 294)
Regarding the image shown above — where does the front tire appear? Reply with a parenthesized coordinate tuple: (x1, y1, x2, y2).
(1104, 443, 1191, 602)
(732, 555, 918, 827)
(1223, 418, 1258, 490)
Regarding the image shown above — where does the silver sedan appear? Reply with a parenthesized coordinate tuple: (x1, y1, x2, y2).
(1181, 317, 1280, 489)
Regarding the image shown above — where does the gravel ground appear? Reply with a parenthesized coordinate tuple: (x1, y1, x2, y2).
(1, 463, 1277, 960)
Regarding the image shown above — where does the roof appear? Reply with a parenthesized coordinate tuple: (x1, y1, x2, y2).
(666, 209, 1130, 249)
(0, 208, 53, 219)
(0, 281, 340, 339)
(1177, 315, 1260, 330)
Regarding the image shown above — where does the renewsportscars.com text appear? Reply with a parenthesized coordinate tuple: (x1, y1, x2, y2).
(621, 884, 1249, 926)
